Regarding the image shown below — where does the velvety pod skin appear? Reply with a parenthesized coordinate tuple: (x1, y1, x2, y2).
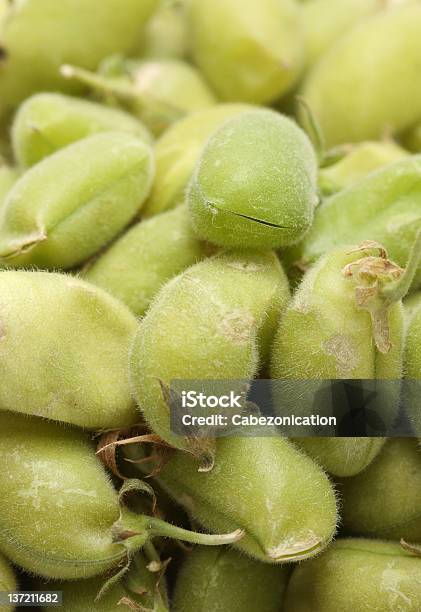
(0, 0, 158, 126)
(0, 553, 16, 612)
(188, 109, 318, 249)
(284, 538, 421, 612)
(11, 93, 152, 168)
(62, 58, 217, 137)
(272, 246, 405, 476)
(0, 165, 18, 210)
(173, 546, 289, 612)
(0, 271, 139, 429)
(189, 0, 304, 103)
(404, 299, 421, 433)
(130, 250, 290, 449)
(285, 157, 421, 289)
(153, 437, 338, 563)
(144, 103, 252, 218)
(84, 205, 207, 317)
(0, 132, 154, 269)
(302, 3, 421, 146)
(40, 554, 169, 612)
(318, 140, 407, 196)
(340, 439, 421, 542)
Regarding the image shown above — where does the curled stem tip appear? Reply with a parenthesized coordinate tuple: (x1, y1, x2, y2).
(296, 95, 325, 166)
(381, 228, 421, 305)
(147, 516, 244, 546)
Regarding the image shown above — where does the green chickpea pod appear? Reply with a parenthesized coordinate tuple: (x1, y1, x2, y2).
(188, 109, 318, 250)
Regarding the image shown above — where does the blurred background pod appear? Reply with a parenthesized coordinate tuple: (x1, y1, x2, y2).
(0, 0, 158, 131)
(136, 0, 190, 61)
(0, 163, 18, 211)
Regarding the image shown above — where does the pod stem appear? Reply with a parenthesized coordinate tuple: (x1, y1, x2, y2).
(146, 516, 244, 546)
(381, 228, 421, 305)
(296, 96, 325, 167)
(60, 64, 140, 103)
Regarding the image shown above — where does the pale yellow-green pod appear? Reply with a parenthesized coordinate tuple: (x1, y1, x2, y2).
(284, 538, 421, 612)
(0, 553, 16, 612)
(0, 0, 158, 128)
(0, 132, 154, 270)
(302, 3, 421, 146)
(83, 205, 207, 317)
(339, 439, 421, 542)
(0, 270, 139, 429)
(11, 93, 152, 168)
(318, 140, 407, 196)
(130, 250, 290, 452)
(0, 165, 18, 211)
(189, 0, 304, 104)
(137, 0, 189, 60)
(143, 103, 252, 218)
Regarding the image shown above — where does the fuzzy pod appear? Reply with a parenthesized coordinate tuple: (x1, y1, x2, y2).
(284, 538, 421, 612)
(145, 436, 338, 564)
(403, 291, 421, 326)
(188, 109, 318, 250)
(0, 270, 140, 429)
(189, 0, 304, 104)
(137, 0, 189, 60)
(339, 439, 421, 542)
(272, 244, 407, 476)
(144, 103, 252, 218)
(0, 0, 158, 127)
(302, 0, 384, 69)
(0, 412, 242, 581)
(285, 156, 421, 289)
(404, 295, 421, 435)
(83, 205, 207, 317)
(39, 554, 168, 612)
(11, 93, 152, 169)
(61, 57, 217, 137)
(318, 140, 407, 196)
(302, 3, 421, 147)
(0, 131, 154, 270)
(0, 165, 18, 210)
(130, 250, 290, 452)
(173, 546, 290, 612)
(0, 553, 16, 612)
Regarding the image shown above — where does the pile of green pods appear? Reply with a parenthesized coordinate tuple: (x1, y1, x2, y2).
(0, 1, 420, 610)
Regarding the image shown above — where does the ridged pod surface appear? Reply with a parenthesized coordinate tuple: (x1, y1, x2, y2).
(189, 0, 304, 103)
(173, 546, 289, 612)
(130, 250, 290, 451)
(11, 93, 152, 168)
(284, 539, 421, 612)
(144, 103, 252, 218)
(0, 553, 16, 612)
(152, 436, 338, 563)
(188, 109, 318, 249)
(84, 205, 207, 317)
(0, 0, 158, 126)
(0, 132, 154, 270)
(302, 3, 421, 146)
(285, 157, 421, 289)
(0, 271, 139, 429)
(339, 439, 421, 542)
(272, 245, 405, 476)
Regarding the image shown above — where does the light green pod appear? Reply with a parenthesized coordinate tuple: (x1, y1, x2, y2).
(144, 103, 252, 218)
(148, 436, 338, 563)
(137, 0, 189, 60)
(0, 0, 158, 128)
(302, 0, 384, 69)
(173, 547, 290, 612)
(11, 93, 152, 168)
(83, 205, 207, 317)
(339, 439, 421, 541)
(188, 109, 318, 249)
(318, 140, 407, 196)
(40, 554, 168, 612)
(403, 304, 421, 433)
(0, 165, 18, 210)
(284, 538, 421, 612)
(272, 245, 406, 476)
(130, 250, 290, 451)
(403, 291, 421, 325)
(61, 57, 217, 137)
(0, 553, 16, 612)
(0, 131, 154, 270)
(189, 0, 304, 103)
(285, 156, 421, 289)
(0, 271, 139, 429)
(302, 3, 421, 146)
